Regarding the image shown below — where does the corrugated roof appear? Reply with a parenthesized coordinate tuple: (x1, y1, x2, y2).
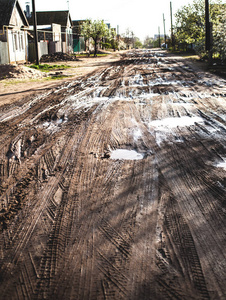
(28, 11, 72, 27)
(0, 0, 29, 27)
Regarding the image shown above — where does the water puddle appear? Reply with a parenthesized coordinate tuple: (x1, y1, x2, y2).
(149, 116, 203, 131)
(133, 128, 142, 141)
(110, 149, 144, 160)
(215, 158, 226, 171)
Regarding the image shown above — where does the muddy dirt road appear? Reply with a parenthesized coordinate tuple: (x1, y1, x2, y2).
(0, 50, 226, 299)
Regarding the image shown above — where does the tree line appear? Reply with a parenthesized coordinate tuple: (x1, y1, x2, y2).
(80, 0, 225, 63)
(143, 0, 225, 62)
(174, 0, 225, 61)
(80, 20, 143, 55)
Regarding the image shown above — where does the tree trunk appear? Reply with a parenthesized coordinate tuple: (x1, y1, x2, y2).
(94, 38, 99, 57)
(94, 40, 98, 57)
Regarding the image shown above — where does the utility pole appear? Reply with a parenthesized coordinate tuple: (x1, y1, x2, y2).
(205, 0, 212, 65)
(158, 26, 161, 48)
(32, 0, 39, 65)
(131, 31, 135, 49)
(205, 0, 210, 51)
(163, 13, 166, 46)
(170, 2, 174, 49)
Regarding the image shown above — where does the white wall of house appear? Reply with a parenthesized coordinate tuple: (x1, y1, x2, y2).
(66, 16, 73, 53)
(0, 41, 9, 64)
(1, 3, 29, 64)
(52, 24, 61, 43)
(10, 4, 24, 28)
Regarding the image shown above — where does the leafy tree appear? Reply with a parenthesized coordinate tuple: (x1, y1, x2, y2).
(153, 37, 164, 48)
(111, 39, 119, 51)
(100, 28, 117, 50)
(174, 0, 205, 50)
(143, 36, 153, 48)
(109, 28, 117, 50)
(134, 37, 143, 49)
(122, 28, 135, 49)
(213, 4, 226, 61)
(174, 0, 225, 57)
(78, 20, 91, 52)
(80, 19, 111, 56)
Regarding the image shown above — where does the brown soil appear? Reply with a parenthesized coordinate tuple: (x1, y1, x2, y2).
(0, 51, 122, 106)
(0, 49, 226, 300)
(0, 64, 47, 80)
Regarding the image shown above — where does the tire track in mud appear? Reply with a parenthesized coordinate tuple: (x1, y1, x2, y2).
(0, 105, 97, 298)
(55, 108, 137, 299)
(0, 49, 225, 299)
(163, 195, 210, 299)
(155, 137, 226, 298)
(42, 95, 152, 299)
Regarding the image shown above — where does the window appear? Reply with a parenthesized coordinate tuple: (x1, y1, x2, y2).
(13, 33, 18, 51)
(19, 34, 24, 50)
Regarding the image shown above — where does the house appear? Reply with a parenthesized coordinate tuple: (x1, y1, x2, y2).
(28, 11, 73, 54)
(39, 23, 62, 54)
(0, 0, 29, 64)
(28, 23, 62, 59)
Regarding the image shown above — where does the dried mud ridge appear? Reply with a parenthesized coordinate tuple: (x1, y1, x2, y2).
(0, 50, 226, 299)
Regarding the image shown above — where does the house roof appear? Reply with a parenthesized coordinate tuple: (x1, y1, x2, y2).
(72, 20, 87, 26)
(29, 11, 72, 27)
(0, 0, 29, 27)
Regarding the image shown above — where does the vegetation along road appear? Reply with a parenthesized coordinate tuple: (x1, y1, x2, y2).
(0, 49, 226, 299)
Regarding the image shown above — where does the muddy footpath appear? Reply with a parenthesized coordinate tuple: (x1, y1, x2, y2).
(0, 49, 226, 299)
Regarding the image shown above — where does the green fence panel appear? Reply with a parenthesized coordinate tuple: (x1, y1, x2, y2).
(73, 37, 85, 52)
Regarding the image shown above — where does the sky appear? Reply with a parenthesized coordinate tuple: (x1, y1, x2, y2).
(20, 0, 223, 41)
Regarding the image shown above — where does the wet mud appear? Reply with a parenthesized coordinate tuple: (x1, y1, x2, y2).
(0, 49, 226, 299)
